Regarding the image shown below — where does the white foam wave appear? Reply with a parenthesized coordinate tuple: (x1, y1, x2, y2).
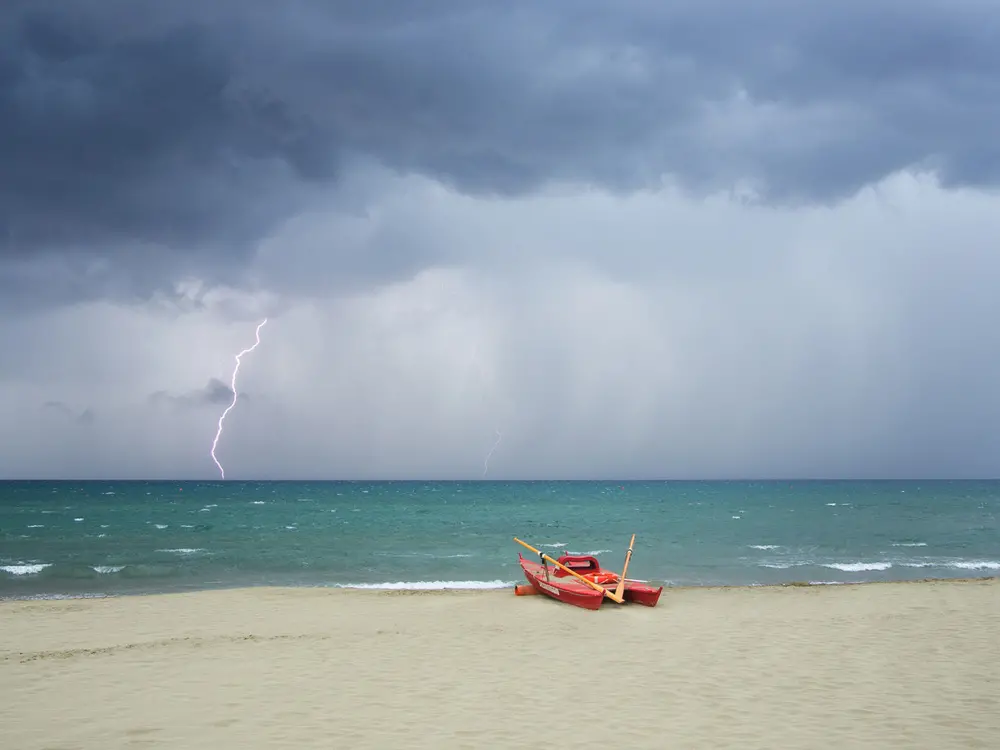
(74, 517, 84, 522)
(567, 549, 612, 556)
(92, 565, 126, 574)
(749, 545, 781, 550)
(154, 524, 168, 530)
(1, 592, 110, 601)
(760, 561, 895, 572)
(807, 581, 851, 585)
(950, 560, 1000, 571)
(892, 542, 928, 547)
(157, 548, 206, 555)
(336, 580, 512, 590)
(902, 560, 1000, 571)
(823, 562, 893, 572)
(26, 524, 44, 529)
(1, 564, 52, 576)
(251, 501, 266, 505)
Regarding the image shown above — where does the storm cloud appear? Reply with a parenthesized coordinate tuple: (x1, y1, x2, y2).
(148, 378, 236, 410)
(2, 1, 1000, 479)
(4, 1, 1000, 293)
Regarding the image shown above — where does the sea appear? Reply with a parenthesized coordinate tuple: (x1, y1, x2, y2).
(1, 480, 998, 600)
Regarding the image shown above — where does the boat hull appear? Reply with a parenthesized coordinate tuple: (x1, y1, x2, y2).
(621, 582, 663, 607)
(518, 556, 605, 610)
(517, 554, 664, 610)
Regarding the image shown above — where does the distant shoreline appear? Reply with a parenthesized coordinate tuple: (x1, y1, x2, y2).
(5, 477, 1000, 482)
(3, 572, 997, 603)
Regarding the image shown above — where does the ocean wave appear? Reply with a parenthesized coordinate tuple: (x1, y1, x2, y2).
(0, 592, 110, 601)
(335, 580, 513, 590)
(372, 551, 476, 560)
(758, 558, 999, 574)
(806, 581, 851, 585)
(822, 562, 893, 572)
(949, 560, 1000, 571)
(759, 561, 894, 572)
(1, 563, 53, 576)
(892, 542, 928, 547)
(898, 560, 999, 571)
(92, 565, 126, 574)
(748, 544, 781, 550)
(157, 548, 207, 556)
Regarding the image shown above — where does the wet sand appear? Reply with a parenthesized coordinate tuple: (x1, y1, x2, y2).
(2, 578, 998, 749)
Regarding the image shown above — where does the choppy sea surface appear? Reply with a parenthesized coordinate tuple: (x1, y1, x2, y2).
(1, 480, 997, 599)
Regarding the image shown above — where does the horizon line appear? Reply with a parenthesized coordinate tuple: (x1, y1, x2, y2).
(2, 477, 999, 483)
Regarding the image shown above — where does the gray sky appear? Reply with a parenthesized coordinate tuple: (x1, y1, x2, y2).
(3, 1, 1000, 479)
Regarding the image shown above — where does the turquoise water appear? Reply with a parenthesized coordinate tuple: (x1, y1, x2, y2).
(1, 480, 998, 598)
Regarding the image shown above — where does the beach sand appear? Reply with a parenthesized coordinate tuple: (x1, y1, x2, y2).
(2, 578, 998, 749)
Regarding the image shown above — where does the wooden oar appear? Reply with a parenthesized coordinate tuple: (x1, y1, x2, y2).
(513, 537, 625, 604)
(613, 533, 636, 600)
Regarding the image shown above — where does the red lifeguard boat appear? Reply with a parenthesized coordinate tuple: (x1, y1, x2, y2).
(513, 536, 663, 611)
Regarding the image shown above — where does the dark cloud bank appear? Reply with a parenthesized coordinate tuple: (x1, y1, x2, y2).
(148, 378, 235, 410)
(3, 2, 1000, 480)
(2, 0, 1000, 302)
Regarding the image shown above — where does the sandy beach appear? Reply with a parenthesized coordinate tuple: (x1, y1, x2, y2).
(2, 578, 998, 749)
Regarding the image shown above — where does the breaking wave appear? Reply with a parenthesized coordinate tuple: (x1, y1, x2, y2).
(1, 563, 52, 576)
(823, 562, 893, 572)
(334, 580, 513, 590)
(759, 559, 1000, 573)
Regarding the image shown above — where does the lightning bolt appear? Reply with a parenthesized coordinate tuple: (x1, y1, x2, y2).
(210, 318, 268, 479)
(483, 429, 502, 478)
(469, 343, 504, 479)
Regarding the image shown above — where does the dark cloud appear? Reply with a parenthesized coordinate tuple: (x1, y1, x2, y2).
(148, 377, 237, 410)
(2, 0, 1000, 304)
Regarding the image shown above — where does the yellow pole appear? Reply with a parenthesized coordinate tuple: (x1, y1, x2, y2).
(513, 537, 625, 604)
(613, 533, 636, 600)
